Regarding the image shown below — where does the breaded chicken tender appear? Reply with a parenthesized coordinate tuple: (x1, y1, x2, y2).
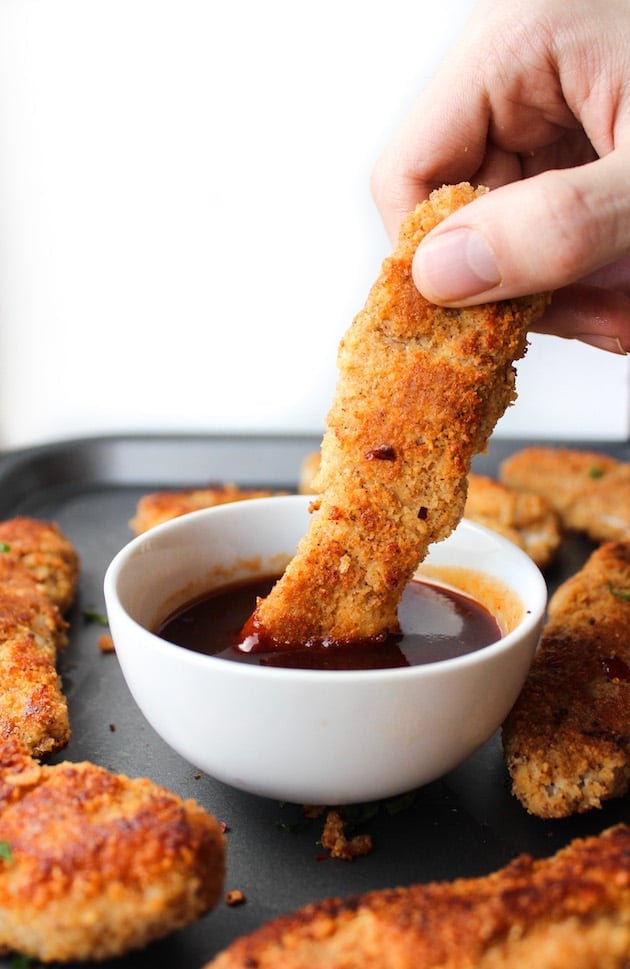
(205, 824, 630, 969)
(502, 540, 630, 818)
(0, 517, 79, 613)
(0, 556, 70, 758)
(465, 473, 562, 567)
(297, 450, 321, 495)
(130, 484, 280, 534)
(250, 184, 549, 644)
(0, 740, 225, 963)
(500, 447, 630, 543)
(300, 454, 562, 568)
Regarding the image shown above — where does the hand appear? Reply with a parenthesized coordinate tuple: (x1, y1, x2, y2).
(371, 0, 630, 354)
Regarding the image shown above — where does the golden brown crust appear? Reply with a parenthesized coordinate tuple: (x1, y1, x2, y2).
(0, 741, 226, 963)
(252, 184, 549, 643)
(502, 540, 630, 817)
(0, 555, 70, 758)
(0, 517, 79, 613)
(205, 825, 630, 969)
(0, 518, 227, 961)
(500, 447, 630, 543)
(465, 473, 562, 567)
(301, 456, 562, 568)
(297, 451, 321, 495)
(130, 484, 281, 534)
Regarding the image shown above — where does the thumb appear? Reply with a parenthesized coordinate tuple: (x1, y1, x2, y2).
(412, 156, 630, 305)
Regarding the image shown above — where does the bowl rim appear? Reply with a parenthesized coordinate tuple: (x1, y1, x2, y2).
(104, 495, 548, 684)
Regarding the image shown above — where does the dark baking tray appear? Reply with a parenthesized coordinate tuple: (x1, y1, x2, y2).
(0, 432, 628, 969)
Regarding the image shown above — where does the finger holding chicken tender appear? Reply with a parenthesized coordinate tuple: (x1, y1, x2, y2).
(502, 539, 630, 818)
(0, 741, 226, 964)
(250, 184, 549, 646)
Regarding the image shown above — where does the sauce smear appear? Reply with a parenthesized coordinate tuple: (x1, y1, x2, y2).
(157, 575, 502, 671)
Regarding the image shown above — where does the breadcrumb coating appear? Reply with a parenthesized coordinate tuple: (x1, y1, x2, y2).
(0, 517, 79, 614)
(500, 447, 630, 543)
(503, 540, 630, 817)
(0, 741, 226, 963)
(251, 184, 549, 644)
(465, 473, 562, 567)
(130, 484, 281, 534)
(0, 551, 70, 758)
(300, 455, 562, 568)
(205, 825, 630, 969)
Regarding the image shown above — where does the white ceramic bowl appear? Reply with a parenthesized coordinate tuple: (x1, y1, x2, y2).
(104, 495, 547, 805)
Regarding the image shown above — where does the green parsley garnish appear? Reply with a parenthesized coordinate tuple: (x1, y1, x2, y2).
(11, 955, 37, 969)
(0, 542, 10, 552)
(609, 583, 630, 601)
(588, 466, 605, 479)
(83, 609, 109, 627)
(385, 789, 418, 815)
(0, 840, 13, 863)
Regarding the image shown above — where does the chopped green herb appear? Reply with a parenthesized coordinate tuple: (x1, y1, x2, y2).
(342, 801, 380, 826)
(11, 955, 37, 969)
(385, 789, 418, 815)
(609, 583, 630, 601)
(83, 609, 109, 627)
(0, 542, 10, 553)
(588, 466, 605, 479)
(0, 840, 13, 862)
(276, 821, 304, 834)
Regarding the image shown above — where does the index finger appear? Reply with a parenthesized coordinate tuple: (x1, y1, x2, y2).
(371, 75, 491, 243)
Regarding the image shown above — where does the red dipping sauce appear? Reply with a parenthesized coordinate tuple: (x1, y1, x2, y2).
(157, 575, 502, 672)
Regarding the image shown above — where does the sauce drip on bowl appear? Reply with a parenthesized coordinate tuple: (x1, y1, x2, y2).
(157, 575, 502, 671)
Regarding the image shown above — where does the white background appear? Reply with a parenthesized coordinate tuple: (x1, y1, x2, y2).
(0, 0, 627, 449)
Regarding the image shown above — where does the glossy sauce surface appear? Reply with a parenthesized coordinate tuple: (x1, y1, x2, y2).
(157, 575, 502, 671)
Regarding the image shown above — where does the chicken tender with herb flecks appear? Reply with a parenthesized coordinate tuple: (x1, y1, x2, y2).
(0, 556, 70, 758)
(0, 517, 79, 613)
(0, 741, 225, 964)
(502, 539, 630, 818)
(206, 825, 630, 969)
(248, 184, 549, 646)
(500, 447, 630, 543)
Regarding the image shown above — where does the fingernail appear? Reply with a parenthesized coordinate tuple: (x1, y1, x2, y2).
(413, 228, 501, 302)
(575, 334, 628, 355)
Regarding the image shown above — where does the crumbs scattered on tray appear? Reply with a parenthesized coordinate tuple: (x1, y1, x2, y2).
(320, 809, 373, 861)
(98, 634, 115, 653)
(278, 793, 421, 862)
(83, 608, 109, 626)
(225, 889, 246, 907)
